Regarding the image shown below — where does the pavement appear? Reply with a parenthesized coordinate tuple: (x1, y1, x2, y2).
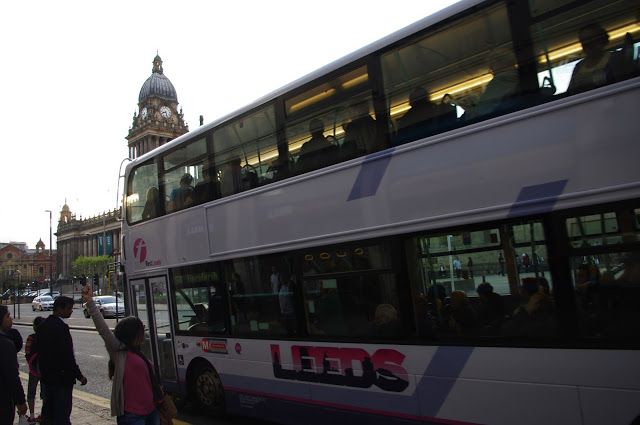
(15, 372, 191, 424)
(16, 371, 113, 424)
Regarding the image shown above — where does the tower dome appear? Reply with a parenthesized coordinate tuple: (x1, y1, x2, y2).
(138, 55, 178, 103)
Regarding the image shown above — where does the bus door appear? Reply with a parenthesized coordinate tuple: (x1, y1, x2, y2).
(129, 276, 178, 387)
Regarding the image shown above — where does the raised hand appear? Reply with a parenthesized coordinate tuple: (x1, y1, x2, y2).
(81, 284, 94, 302)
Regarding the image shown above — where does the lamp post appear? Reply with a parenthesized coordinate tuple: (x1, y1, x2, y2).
(45, 210, 53, 293)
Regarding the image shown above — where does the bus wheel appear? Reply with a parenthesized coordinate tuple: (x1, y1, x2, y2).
(189, 361, 225, 416)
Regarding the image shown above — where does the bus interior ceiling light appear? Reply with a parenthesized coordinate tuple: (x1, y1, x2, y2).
(289, 89, 336, 114)
(540, 22, 640, 63)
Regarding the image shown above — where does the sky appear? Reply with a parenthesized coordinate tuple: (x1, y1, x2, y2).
(0, 0, 459, 249)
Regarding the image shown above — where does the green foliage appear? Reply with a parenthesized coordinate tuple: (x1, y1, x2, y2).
(72, 255, 111, 276)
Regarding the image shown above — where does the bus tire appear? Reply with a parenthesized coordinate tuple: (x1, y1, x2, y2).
(188, 360, 225, 416)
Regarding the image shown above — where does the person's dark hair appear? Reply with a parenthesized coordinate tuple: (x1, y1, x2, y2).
(309, 118, 325, 135)
(537, 277, 551, 295)
(0, 305, 8, 323)
(108, 316, 145, 379)
(476, 282, 494, 295)
(180, 173, 193, 186)
(33, 316, 44, 331)
(579, 23, 609, 47)
(53, 296, 74, 311)
(409, 87, 429, 107)
(10, 328, 22, 352)
(427, 284, 446, 301)
(114, 316, 144, 349)
(521, 277, 540, 295)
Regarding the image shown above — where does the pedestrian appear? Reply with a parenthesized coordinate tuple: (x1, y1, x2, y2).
(498, 252, 505, 276)
(0, 304, 28, 424)
(35, 296, 87, 425)
(467, 257, 474, 278)
(25, 316, 45, 424)
(453, 256, 462, 279)
(9, 326, 23, 352)
(82, 284, 165, 424)
(522, 253, 531, 272)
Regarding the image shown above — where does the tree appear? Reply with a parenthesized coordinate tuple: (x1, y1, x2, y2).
(72, 256, 110, 279)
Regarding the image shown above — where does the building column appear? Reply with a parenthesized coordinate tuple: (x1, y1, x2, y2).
(65, 241, 70, 277)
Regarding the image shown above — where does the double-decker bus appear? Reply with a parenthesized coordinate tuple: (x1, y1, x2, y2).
(121, 0, 640, 424)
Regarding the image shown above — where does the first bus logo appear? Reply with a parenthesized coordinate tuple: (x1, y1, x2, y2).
(133, 238, 147, 263)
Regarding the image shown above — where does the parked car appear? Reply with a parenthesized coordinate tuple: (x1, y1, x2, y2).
(32, 295, 55, 311)
(82, 295, 125, 319)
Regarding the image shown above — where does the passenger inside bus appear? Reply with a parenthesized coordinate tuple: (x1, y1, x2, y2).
(208, 280, 228, 333)
(296, 118, 338, 174)
(373, 304, 401, 338)
(169, 173, 194, 211)
(194, 166, 217, 205)
(567, 23, 640, 94)
(142, 186, 159, 220)
(568, 23, 615, 94)
(465, 47, 519, 121)
(278, 276, 296, 335)
(341, 102, 380, 160)
(395, 87, 440, 144)
(447, 291, 476, 334)
(505, 277, 555, 337)
(475, 282, 506, 330)
(219, 158, 242, 197)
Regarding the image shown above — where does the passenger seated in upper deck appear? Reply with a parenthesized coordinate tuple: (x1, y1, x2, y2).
(296, 118, 338, 174)
(568, 23, 615, 94)
(142, 186, 159, 220)
(341, 102, 381, 160)
(395, 87, 439, 144)
(169, 173, 194, 211)
(465, 47, 519, 121)
(219, 158, 242, 197)
(194, 166, 217, 205)
(570, 23, 640, 93)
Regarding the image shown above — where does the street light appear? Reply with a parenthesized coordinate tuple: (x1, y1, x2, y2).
(45, 210, 52, 293)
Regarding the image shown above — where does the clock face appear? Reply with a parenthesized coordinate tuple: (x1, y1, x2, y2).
(160, 106, 172, 118)
(141, 107, 148, 119)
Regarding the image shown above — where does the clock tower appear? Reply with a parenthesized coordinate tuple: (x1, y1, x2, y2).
(127, 54, 188, 159)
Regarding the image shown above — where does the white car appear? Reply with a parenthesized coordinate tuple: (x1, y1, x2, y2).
(32, 295, 54, 311)
(83, 295, 125, 319)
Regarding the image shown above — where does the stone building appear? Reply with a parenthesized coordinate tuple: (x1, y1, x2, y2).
(54, 204, 121, 280)
(55, 55, 189, 282)
(0, 240, 57, 290)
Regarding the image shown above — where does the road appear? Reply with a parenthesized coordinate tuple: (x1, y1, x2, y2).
(12, 303, 270, 425)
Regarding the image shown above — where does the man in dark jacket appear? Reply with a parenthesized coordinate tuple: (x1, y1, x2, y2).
(35, 296, 87, 425)
(0, 304, 27, 424)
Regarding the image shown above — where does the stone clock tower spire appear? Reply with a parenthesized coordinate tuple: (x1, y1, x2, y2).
(126, 54, 188, 159)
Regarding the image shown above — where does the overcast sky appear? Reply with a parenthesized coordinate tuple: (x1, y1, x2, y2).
(0, 0, 459, 249)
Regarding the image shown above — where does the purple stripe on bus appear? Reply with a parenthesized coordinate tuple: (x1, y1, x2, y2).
(347, 149, 395, 201)
(418, 346, 475, 417)
(508, 179, 568, 218)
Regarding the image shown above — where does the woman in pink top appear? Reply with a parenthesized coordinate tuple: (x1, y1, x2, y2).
(82, 285, 162, 425)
